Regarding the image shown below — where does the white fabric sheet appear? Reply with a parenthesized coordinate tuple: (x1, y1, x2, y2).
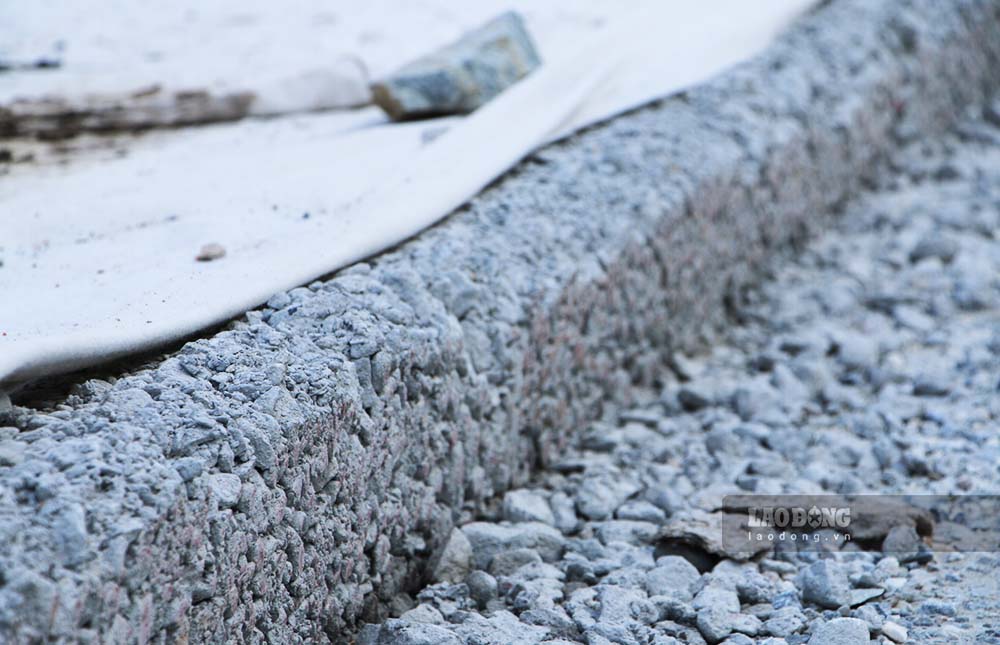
(1, 0, 814, 387)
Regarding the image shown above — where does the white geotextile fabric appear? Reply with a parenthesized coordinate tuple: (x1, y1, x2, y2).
(2, 1, 628, 117)
(1, 0, 814, 387)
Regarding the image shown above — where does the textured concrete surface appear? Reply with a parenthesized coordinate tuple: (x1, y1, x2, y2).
(360, 103, 1000, 644)
(1, 0, 999, 643)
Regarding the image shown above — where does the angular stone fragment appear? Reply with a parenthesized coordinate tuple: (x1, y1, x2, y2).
(51, 503, 90, 568)
(575, 472, 642, 521)
(452, 610, 549, 644)
(616, 500, 667, 523)
(807, 618, 870, 645)
(881, 525, 924, 563)
(594, 520, 658, 545)
(848, 587, 885, 607)
(208, 473, 242, 508)
(430, 528, 473, 583)
(765, 607, 806, 637)
(462, 522, 565, 570)
(371, 12, 540, 120)
(797, 560, 851, 609)
(645, 556, 702, 599)
(465, 570, 498, 608)
(880, 621, 908, 643)
(488, 547, 541, 576)
(693, 585, 741, 613)
(503, 489, 555, 525)
(697, 607, 737, 644)
(400, 604, 445, 625)
(657, 509, 771, 562)
(372, 619, 463, 645)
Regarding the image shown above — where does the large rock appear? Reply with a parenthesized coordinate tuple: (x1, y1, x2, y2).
(371, 11, 540, 120)
(462, 522, 565, 570)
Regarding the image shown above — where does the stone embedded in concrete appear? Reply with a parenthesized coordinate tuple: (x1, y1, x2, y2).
(371, 11, 540, 120)
(208, 473, 242, 508)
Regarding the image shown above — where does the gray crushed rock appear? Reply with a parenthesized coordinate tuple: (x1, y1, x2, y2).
(807, 618, 870, 645)
(1, 1, 999, 641)
(371, 11, 540, 120)
(363, 103, 1000, 644)
(430, 528, 474, 584)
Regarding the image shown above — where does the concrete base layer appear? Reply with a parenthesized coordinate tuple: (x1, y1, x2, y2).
(1, 0, 999, 642)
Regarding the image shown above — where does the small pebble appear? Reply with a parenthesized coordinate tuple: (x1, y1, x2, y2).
(196, 243, 226, 262)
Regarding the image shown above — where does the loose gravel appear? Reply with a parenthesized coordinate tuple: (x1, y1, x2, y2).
(358, 103, 1000, 644)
